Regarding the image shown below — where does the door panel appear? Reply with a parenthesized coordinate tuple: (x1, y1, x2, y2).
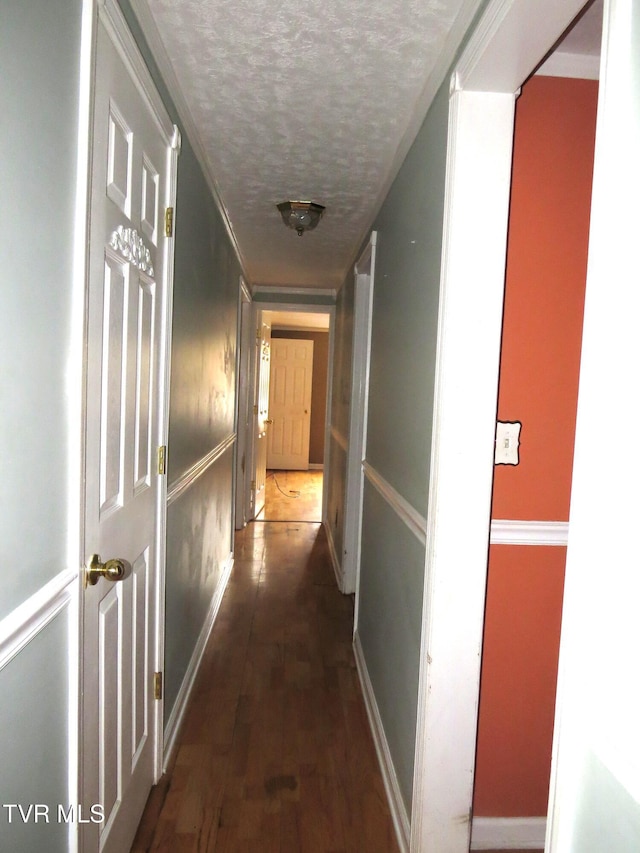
(267, 338, 314, 470)
(83, 10, 173, 852)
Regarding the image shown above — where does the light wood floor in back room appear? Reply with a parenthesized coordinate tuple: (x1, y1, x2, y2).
(258, 469, 324, 522)
(131, 500, 400, 850)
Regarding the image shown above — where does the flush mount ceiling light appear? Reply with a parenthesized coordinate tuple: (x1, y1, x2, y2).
(277, 200, 325, 237)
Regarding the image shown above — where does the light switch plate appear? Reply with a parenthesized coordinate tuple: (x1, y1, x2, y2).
(495, 421, 521, 465)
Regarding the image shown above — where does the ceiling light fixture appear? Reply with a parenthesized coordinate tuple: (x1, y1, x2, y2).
(277, 200, 325, 237)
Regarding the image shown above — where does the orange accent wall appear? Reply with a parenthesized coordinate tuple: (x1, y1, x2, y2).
(473, 76, 598, 817)
(491, 76, 598, 521)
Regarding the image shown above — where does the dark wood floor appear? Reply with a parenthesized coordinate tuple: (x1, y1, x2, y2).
(131, 518, 399, 852)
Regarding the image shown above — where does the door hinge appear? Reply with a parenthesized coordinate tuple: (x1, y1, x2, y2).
(157, 445, 166, 475)
(253, 404, 258, 415)
(251, 480, 256, 491)
(165, 207, 174, 238)
(256, 326, 261, 341)
(154, 671, 163, 700)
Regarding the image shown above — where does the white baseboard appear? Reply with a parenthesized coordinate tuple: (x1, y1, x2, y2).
(353, 631, 410, 853)
(163, 551, 234, 768)
(323, 520, 344, 592)
(308, 462, 324, 470)
(470, 816, 547, 849)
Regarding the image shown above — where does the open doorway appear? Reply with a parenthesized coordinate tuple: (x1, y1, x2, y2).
(471, 6, 601, 846)
(254, 308, 332, 524)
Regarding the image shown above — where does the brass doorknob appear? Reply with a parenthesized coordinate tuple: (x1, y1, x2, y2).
(265, 419, 273, 425)
(86, 554, 126, 587)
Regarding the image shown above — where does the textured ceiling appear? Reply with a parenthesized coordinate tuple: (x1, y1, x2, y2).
(142, 0, 476, 289)
(139, 0, 600, 291)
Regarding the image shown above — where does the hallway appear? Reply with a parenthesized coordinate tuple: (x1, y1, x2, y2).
(132, 520, 399, 852)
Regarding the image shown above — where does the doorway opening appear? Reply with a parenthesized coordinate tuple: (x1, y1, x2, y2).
(471, 5, 600, 844)
(243, 307, 332, 526)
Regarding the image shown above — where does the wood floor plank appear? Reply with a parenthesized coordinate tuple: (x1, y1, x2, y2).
(131, 472, 399, 852)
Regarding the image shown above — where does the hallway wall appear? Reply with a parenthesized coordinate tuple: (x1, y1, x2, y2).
(120, 2, 243, 731)
(330, 81, 452, 816)
(0, 1, 83, 849)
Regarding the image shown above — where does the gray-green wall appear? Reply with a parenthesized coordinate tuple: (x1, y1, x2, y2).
(120, 1, 242, 725)
(329, 82, 452, 814)
(0, 1, 82, 848)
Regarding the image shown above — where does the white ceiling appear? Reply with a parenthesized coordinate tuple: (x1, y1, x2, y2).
(134, 0, 601, 292)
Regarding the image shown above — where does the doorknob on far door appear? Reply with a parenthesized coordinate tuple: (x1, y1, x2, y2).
(265, 419, 273, 424)
(85, 554, 127, 587)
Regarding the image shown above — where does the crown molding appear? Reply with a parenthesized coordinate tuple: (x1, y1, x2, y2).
(251, 285, 337, 300)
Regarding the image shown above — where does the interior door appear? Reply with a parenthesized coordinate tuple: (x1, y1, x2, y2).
(267, 338, 314, 470)
(82, 8, 174, 851)
(547, 0, 640, 848)
(252, 318, 271, 517)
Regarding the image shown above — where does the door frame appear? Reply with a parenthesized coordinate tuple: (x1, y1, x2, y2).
(78, 0, 179, 832)
(233, 277, 253, 529)
(343, 232, 377, 600)
(266, 337, 315, 471)
(244, 302, 335, 524)
(409, 0, 587, 848)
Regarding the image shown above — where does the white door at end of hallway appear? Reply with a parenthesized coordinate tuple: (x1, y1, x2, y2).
(267, 338, 314, 470)
(81, 9, 174, 852)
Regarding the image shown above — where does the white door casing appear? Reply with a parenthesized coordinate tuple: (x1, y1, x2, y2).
(267, 338, 314, 470)
(343, 232, 376, 599)
(547, 0, 640, 848)
(410, 0, 588, 849)
(82, 3, 177, 851)
(252, 315, 271, 518)
(234, 279, 253, 529)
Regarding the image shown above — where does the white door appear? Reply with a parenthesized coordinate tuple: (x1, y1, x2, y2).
(267, 338, 314, 470)
(81, 6, 176, 852)
(547, 0, 640, 849)
(252, 318, 271, 517)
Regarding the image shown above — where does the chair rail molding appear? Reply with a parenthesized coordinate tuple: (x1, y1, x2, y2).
(167, 433, 236, 506)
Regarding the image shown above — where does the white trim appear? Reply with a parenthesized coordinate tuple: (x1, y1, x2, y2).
(354, 631, 410, 853)
(163, 552, 234, 769)
(0, 570, 77, 672)
(234, 278, 253, 530)
(153, 118, 180, 780)
(252, 285, 337, 300)
(490, 519, 569, 546)
(536, 50, 600, 80)
(362, 462, 427, 548)
(344, 232, 377, 600)
(410, 0, 588, 848)
(127, 0, 251, 281)
(99, 0, 173, 139)
(330, 425, 348, 453)
(308, 463, 324, 470)
(324, 521, 344, 591)
(70, 1, 95, 846)
(167, 434, 236, 506)
(470, 816, 547, 849)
